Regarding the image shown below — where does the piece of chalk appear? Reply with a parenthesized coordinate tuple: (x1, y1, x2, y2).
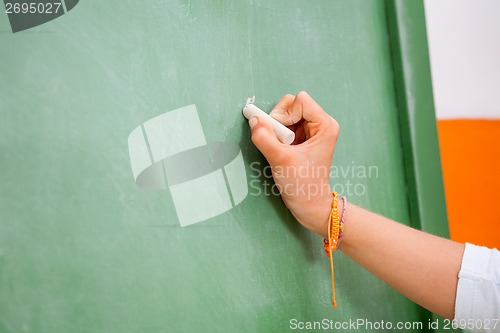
(243, 103, 295, 145)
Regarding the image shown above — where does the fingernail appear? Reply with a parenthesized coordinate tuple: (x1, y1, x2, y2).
(249, 116, 258, 128)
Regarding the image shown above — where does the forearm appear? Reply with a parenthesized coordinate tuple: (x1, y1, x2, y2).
(337, 202, 465, 319)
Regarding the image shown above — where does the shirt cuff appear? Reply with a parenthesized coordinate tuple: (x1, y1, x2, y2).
(454, 243, 500, 330)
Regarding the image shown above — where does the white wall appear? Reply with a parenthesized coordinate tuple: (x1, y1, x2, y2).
(424, 0, 500, 119)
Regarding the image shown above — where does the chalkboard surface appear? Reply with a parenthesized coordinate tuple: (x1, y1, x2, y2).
(0, 1, 446, 332)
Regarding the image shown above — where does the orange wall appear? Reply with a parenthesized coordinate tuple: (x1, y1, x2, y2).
(437, 119, 500, 249)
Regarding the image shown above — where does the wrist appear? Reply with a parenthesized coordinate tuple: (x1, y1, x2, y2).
(283, 193, 330, 238)
(294, 195, 344, 240)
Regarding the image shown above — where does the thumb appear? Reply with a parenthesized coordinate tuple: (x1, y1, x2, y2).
(249, 116, 287, 165)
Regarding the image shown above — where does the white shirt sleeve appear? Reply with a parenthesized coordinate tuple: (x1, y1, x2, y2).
(455, 243, 500, 333)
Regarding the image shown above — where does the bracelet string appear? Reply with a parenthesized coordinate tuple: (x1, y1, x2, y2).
(323, 193, 347, 308)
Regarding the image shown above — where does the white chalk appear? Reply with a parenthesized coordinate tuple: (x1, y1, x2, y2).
(242, 98, 295, 145)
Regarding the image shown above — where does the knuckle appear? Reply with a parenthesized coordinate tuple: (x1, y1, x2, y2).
(330, 117, 340, 133)
(251, 123, 272, 143)
(251, 126, 265, 144)
(296, 90, 310, 100)
(325, 116, 340, 141)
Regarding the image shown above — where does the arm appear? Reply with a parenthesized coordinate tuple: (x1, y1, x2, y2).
(248, 91, 465, 319)
(339, 201, 464, 319)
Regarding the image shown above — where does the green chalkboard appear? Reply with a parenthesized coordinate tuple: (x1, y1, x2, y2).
(0, 1, 449, 332)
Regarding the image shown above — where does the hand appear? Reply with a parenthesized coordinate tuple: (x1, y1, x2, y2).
(248, 91, 340, 238)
